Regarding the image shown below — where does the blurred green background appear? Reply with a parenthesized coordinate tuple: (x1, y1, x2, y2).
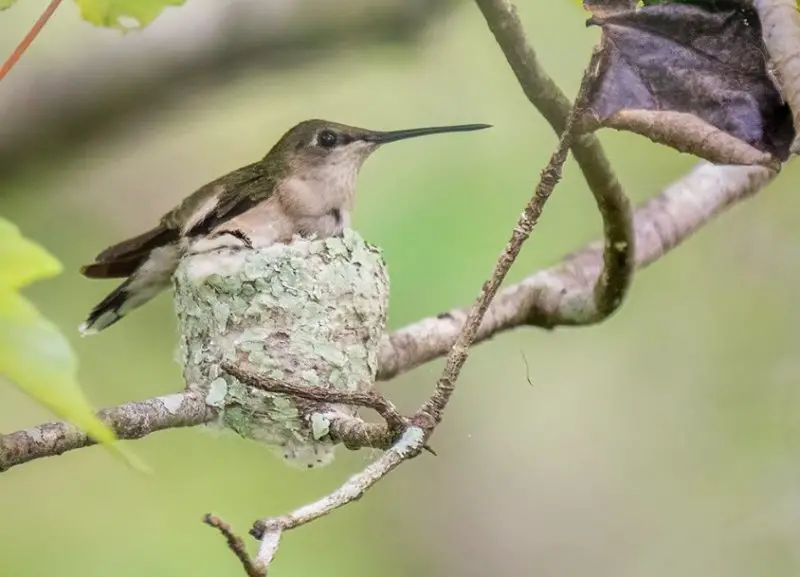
(3, 1, 800, 576)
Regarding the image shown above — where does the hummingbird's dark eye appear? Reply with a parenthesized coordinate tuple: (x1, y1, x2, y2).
(317, 129, 338, 148)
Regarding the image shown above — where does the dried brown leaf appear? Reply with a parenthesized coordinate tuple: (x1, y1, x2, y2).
(583, 1, 794, 166)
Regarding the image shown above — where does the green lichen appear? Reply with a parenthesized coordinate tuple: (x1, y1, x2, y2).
(300, 370, 320, 387)
(205, 378, 228, 408)
(310, 413, 331, 440)
(172, 230, 389, 469)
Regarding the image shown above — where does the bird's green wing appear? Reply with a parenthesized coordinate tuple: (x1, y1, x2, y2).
(178, 162, 275, 237)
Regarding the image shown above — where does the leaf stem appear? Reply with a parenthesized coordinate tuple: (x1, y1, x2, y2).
(0, 0, 65, 83)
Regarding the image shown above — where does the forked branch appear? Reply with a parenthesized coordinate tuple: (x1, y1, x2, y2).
(415, 47, 606, 424)
(475, 0, 635, 323)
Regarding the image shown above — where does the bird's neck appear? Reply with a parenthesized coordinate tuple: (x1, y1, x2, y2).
(278, 167, 357, 218)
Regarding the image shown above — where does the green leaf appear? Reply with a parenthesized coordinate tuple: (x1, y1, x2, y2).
(73, 0, 186, 30)
(0, 217, 62, 290)
(0, 217, 148, 472)
(0, 0, 20, 12)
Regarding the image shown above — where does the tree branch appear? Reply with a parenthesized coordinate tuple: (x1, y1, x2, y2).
(200, 37, 610, 572)
(221, 361, 420, 456)
(0, 391, 214, 471)
(378, 160, 775, 379)
(1, 1, 791, 574)
(208, 34, 607, 573)
(475, 0, 635, 323)
(0, 161, 777, 473)
(203, 427, 425, 577)
(1, 3, 786, 479)
(5, 1, 779, 475)
(203, 514, 266, 577)
(414, 47, 603, 424)
(249, 426, 425, 539)
(221, 362, 405, 432)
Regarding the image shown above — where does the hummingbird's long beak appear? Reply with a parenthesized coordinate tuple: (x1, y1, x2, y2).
(365, 123, 491, 144)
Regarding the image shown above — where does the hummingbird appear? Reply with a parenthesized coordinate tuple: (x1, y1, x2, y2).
(79, 118, 491, 335)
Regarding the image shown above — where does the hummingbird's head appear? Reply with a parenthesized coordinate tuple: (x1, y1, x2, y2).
(272, 119, 492, 179)
(267, 119, 490, 219)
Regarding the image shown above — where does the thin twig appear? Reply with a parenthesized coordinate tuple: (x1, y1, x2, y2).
(222, 362, 405, 431)
(250, 426, 425, 540)
(203, 514, 266, 577)
(222, 362, 445, 454)
(416, 47, 603, 424)
(474, 0, 635, 323)
(0, 0, 64, 83)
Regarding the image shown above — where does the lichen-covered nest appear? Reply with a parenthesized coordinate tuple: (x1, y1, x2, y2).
(173, 230, 389, 468)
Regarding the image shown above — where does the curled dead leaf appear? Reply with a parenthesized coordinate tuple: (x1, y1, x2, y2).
(582, 1, 794, 166)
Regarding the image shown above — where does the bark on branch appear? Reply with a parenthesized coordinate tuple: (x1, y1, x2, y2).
(0, 391, 213, 471)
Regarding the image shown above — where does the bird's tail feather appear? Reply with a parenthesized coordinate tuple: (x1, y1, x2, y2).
(79, 279, 134, 336)
(80, 244, 179, 336)
(79, 276, 166, 336)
